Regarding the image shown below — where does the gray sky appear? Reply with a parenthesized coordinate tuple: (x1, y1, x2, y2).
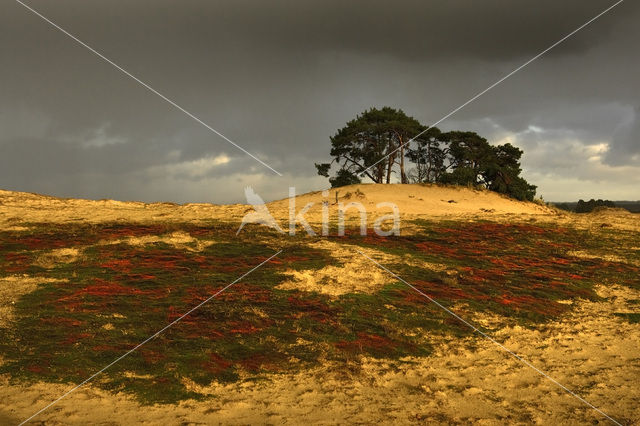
(1, 0, 638, 203)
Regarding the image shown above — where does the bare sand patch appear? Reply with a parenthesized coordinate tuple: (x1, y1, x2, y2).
(0, 275, 68, 327)
(30, 232, 213, 271)
(0, 189, 245, 227)
(266, 183, 552, 225)
(276, 240, 448, 296)
(34, 247, 81, 269)
(568, 249, 640, 268)
(102, 231, 215, 252)
(120, 231, 196, 247)
(276, 241, 397, 296)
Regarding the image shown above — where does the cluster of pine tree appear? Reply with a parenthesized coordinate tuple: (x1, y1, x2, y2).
(575, 199, 616, 213)
(316, 107, 537, 201)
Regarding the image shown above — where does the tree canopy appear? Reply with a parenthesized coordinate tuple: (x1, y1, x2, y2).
(316, 106, 537, 201)
(315, 107, 423, 185)
(575, 199, 616, 213)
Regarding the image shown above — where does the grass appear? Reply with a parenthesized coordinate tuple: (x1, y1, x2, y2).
(0, 219, 638, 404)
(614, 313, 640, 324)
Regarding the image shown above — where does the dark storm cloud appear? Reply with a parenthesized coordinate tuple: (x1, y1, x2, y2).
(5, 0, 626, 60)
(1, 0, 638, 202)
(607, 105, 640, 164)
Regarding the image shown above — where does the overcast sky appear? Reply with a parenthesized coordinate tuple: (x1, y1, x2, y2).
(1, 0, 639, 203)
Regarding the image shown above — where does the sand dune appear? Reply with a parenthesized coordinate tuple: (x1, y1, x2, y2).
(0, 184, 554, 231)
(268, 183, 553, 217)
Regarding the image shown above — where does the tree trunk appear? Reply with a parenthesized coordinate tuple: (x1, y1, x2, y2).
(386, 152, 394, 184)
(377, 163, 385, 183)
(426, 142, 432, 183)
(399, 137, 408, 184)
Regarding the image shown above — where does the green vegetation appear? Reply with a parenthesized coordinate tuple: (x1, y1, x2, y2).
(575, 198, 616, 213)
(0, 223, 457, 403)
(0, 220, 638, 404)
(614, 313, 640, 324)
(554, 199, 618, 213)
(340, 221, 639, 323)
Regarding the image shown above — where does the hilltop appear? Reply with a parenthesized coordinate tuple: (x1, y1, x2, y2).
(266, 183, 552, 220)
(0, 184, 553, 230)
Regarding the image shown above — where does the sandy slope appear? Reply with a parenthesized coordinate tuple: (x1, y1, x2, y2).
(0, 189, 246, 228)
(268, 183, 553, 217)
(3, 184, 635, 236)
(0, 184, 553, 230)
